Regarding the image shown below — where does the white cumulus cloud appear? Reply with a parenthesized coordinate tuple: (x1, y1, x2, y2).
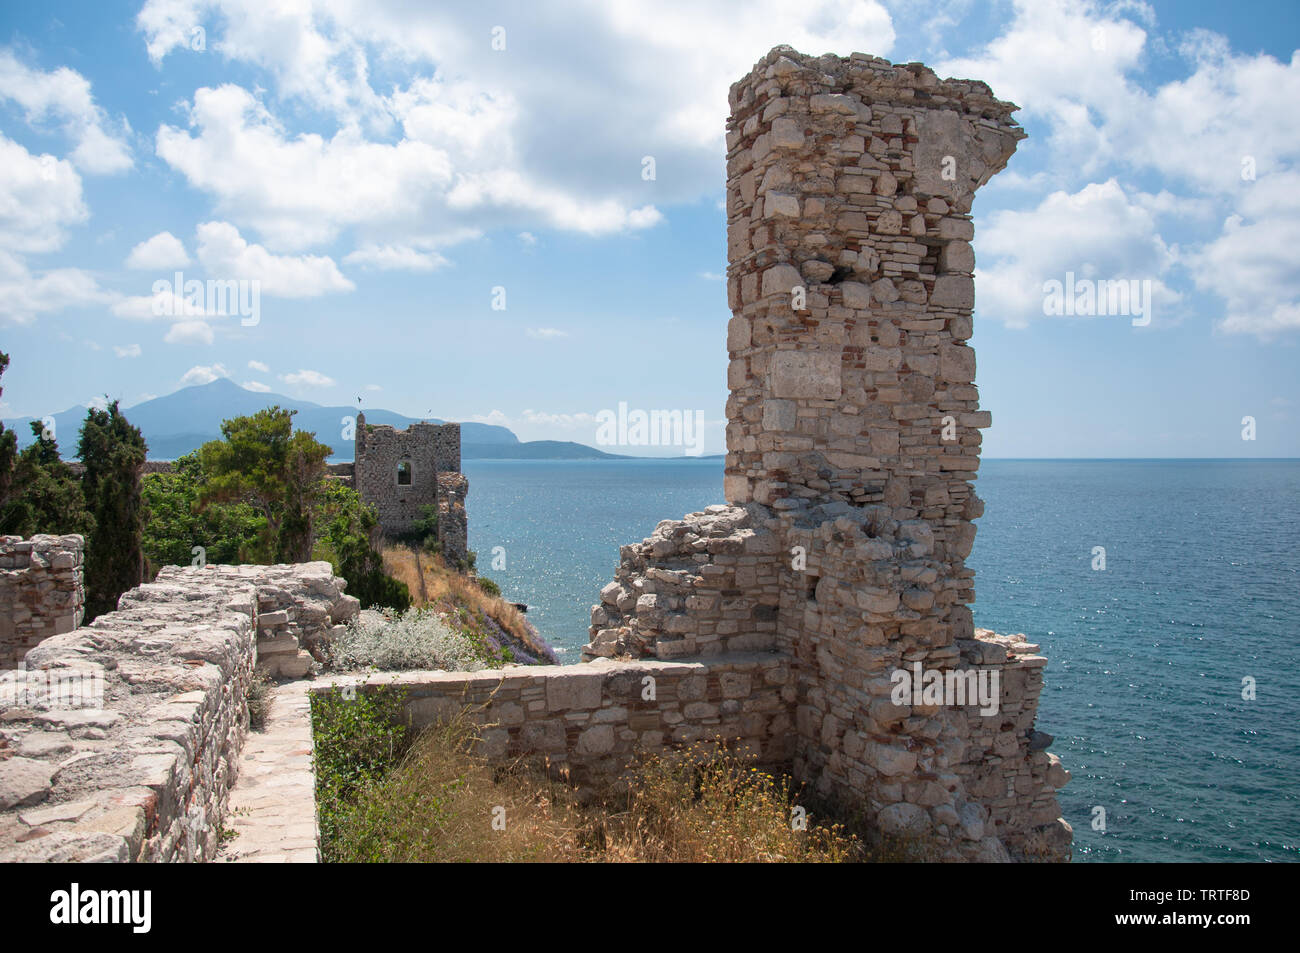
(165, 320, 216, 345)
(126, 231, 191, 269)
(0, 50, 132, 174)
(196, 220, 354, 295)
(280, 368, 336, 388)
(179, 362, 228, 385)
(139, 0, 895, 252)
(977, 179, 1179, 328)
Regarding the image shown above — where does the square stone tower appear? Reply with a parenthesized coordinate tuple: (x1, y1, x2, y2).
(587, 48, 1070, 861)
(723, 48, 1023, 578)
(353, 413, 469, 566)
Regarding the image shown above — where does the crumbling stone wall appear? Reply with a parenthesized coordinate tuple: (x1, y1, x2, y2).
(586, 47, 1070, 861)
(353, 413, 469, 565)
(314, 652, 794, 789)
(0, 535, 84, 670)
(0, 562, 356, 862)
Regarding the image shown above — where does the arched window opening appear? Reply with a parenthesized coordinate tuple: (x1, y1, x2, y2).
(396, 460, 412, 485)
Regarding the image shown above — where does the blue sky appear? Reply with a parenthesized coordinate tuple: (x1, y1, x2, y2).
(1, 0, 1297, 457)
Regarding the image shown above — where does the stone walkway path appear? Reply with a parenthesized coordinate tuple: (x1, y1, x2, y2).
(221, 680, 318, 862)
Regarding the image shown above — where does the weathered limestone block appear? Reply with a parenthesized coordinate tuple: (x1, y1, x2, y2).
(770, 350, 843, 399)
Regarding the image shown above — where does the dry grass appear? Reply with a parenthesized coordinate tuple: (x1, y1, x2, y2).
(381, 545, 554, 664)
(325, 715, 864, 863)
(597, 743, 860, 862)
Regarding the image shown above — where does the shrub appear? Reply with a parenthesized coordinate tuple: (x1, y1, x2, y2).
(311, 685, 412, 862)
(313, 480, 410, 611)
(142, 452, 264, 578)
(325, 607, 491, 672)
(476, 575, 501, 598)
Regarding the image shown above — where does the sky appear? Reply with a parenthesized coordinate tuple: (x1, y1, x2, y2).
(0, 0, 1297, 458)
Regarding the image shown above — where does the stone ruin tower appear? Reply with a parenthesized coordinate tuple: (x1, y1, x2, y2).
(586, 47, 1072, 861)
(353, 413, 469, 566)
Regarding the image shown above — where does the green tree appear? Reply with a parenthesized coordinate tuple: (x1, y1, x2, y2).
(0, 421, 93, 537)
(314, 480, 410, 611)
(141, 452, 264, 577)
(78, 400, 147, 619)
(197, 408, 331, 563)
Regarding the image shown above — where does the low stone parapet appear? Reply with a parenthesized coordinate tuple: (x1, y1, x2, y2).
(313, 652, 796, 788)
(0, 561, 356, 862)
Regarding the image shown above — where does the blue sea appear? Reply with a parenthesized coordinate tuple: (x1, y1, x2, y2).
(463, 458, 1300, 863)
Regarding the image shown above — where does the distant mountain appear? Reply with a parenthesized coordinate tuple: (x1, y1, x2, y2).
(2, 377, 617, 462)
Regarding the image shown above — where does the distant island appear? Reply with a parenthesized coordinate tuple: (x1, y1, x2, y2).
(3, 378, 611, 461)
(0, 377, 715, 462)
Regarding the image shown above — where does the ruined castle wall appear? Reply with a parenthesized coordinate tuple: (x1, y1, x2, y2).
(0, 561, 356, 862)
(354, 416, 442, 534)
(436, 472, 469, 567)
(314, 652, 794, 788)
(587, 505, 784, 660)
(723, 48, 1020, 586)
(585, 48, 1070, 861)
(0, 535, 84, 670)
(353, 415, 468, 565)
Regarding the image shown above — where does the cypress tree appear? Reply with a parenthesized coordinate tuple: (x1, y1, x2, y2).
(78, 400, 147, 619)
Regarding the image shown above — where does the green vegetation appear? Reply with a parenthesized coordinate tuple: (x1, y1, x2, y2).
(0, 421, 93, 539)
(196, 406, 331, 563)
(0, 353, 14, 523)
(312, 479, 409, 612)
(2, 351, 149, 619)
(135, 408, 408, 610)
(142, 452, 265, 570)
(327, 605, 515, 672)
(311, 700, 864, 863)
(310, 686, 413, 861)
(78, 400, 149, 619)
(0, 354, 93, 538)
(408, 504, 440, 553)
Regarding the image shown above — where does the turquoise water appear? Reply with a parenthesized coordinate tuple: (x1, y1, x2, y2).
(462, 458, 1300, 863)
